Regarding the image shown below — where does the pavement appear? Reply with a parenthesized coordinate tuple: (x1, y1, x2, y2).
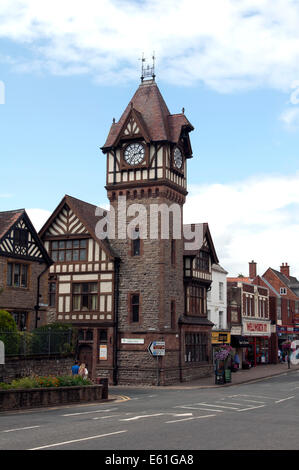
(109, 362, 299, 393)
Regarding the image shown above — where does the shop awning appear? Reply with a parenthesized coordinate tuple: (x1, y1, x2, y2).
(231, 335, 249, 348)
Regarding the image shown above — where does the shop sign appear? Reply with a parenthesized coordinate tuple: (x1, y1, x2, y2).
(212, 331, 231, 344)
(231, 326, 242, 335)
(99, 344, 107, 361)
(243, 320, 270, 336)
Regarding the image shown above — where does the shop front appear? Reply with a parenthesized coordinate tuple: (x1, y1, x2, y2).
(242, 319, 271, 367)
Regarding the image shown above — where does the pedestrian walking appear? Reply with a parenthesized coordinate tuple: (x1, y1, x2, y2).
(287, 352, 291, 369)
(71, 360, 79, 375)
(78, 363, 88, 379)
(278, 349, 282, 363)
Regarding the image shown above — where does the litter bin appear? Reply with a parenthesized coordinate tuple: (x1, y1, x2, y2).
(224, 368, 231, 383)
(96, 377, 109, 399)
(215, 371, 225, 385)
(215, 359, 225, 385)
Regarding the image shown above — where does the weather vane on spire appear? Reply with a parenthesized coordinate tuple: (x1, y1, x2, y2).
(140, 52, 156, 82)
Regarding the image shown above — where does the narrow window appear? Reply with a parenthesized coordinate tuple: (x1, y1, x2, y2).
(132, 228, 140, 256)
(171, 239, 176, 265)
(49, 282, 56, 307)
(131, 294, 140, 322)
(171, 300, 176, 329)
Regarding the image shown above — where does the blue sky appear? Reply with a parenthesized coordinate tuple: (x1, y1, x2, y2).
(1, 0, 299, 277)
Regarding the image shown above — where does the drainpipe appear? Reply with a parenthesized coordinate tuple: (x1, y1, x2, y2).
(34, 264, 49, 329)
(113, 258, 120, 385)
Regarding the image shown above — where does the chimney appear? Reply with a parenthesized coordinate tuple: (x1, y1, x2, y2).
(280, 262, 290, 278)
(249, 260, 257, 279)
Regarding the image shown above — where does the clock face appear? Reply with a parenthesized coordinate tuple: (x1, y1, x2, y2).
(124, 143, 145, 165)
(174, 147, 183, 169)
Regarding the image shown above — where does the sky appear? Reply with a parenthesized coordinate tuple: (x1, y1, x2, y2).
(1, 0, 299, 278)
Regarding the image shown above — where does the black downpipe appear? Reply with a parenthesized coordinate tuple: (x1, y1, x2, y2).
(113, 258, 120, 385)
(35, 264, 50, 329)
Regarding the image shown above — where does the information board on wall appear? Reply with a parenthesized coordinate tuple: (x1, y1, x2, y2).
(99, 345, 107, 361)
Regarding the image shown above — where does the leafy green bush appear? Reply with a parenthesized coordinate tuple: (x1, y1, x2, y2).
(0, 310, 21, 355)
(0, 310, 17, 330)
(0, 375, 92, 390)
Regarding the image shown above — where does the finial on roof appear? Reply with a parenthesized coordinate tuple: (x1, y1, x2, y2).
(182, 107, 185, 114)
(112, 117, 115, 123)
(140, 52, 156, 82)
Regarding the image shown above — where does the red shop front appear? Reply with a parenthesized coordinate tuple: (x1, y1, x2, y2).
(243, 319, 271, 367)
(245, 336, 270, 366)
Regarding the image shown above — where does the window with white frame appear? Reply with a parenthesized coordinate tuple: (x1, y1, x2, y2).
(219, 282, 224, 301)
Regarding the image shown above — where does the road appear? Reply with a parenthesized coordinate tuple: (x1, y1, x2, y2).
(0, 370, 298, 451)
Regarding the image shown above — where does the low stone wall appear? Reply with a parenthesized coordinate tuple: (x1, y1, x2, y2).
(0, 355, 74, 383)
(0, 384, 104, 411)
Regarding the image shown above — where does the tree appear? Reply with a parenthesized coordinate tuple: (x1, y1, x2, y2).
(0, 310, 17, 331)
(0, 310, 19, 355)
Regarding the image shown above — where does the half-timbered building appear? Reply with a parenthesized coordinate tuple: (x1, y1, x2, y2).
(40, 73, 219, 385)
(38, 195, 117, 380)
(0, 209, 52, 330)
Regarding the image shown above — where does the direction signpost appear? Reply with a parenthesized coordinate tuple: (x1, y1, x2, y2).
(148, 341, 165, 385)
(148, 341, 166, 356)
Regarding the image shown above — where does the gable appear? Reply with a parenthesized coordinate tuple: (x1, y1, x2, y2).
(45, 204, 89, 237)
(0, 213, 51, 264)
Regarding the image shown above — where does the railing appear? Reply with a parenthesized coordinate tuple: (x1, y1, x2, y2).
(0, 328, 75, 357)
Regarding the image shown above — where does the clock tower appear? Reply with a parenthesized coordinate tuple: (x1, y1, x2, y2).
(101, 72, 195, 385)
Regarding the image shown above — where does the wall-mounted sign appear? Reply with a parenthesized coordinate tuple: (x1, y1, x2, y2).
(99, 345, 107, 360)
(0, 340, 4, 365)
(121, 338, 144, 344)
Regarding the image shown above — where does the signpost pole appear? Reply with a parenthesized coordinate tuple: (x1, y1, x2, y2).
(156, 356, 160, 386)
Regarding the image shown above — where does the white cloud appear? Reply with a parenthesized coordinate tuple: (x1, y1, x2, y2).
(1, 0, 299, 92)
(184, 172, 299, 278)
(280, 107, 299, 130)
(26, 208, 51, 232)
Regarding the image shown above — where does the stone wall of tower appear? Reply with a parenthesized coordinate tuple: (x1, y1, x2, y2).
(108, 189, 185, 385)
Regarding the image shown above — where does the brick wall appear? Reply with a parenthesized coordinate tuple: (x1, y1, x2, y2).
(0, 257, 49, 330)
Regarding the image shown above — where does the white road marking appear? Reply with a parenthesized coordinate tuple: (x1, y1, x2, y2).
(2, 426, 40, 433)
(216, 401, 245, 406)
(92, 415, 122, 420)
(28, 430, 128, 450)
(226, 398, 266, 404)
(232, 394, 278, 400)
(237, 405, 266, 412)
(62, 408, 117, 417)
(166, 414, 216, 424)
(275, 396, 294, 403)
(195, 403, 240, 410)
(120, 413, 164, 421)
(175, 405, 224, 413)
